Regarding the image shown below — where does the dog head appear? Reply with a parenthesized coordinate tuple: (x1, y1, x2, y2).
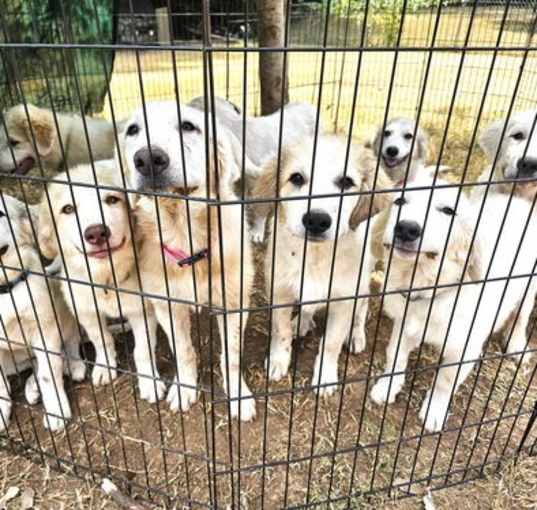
(0, 104, 58, 175)
(371, 117, 428, 184)
(188, 95, 241, 117)
(39, 160, 131, 265)
(0, 193, 38, 265)
(384, 174, 481, 297)
(257, 136, 391, 242)
(479, 110, 537, 198)
(118, 101, 249, 197)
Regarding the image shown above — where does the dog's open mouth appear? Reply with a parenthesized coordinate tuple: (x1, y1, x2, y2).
(385, 242, 438, 260)
(12, 156, 36, 175)
(82, 237, 127, 259)
(0, 245, 8, 257)
(382, 154, 408, 169)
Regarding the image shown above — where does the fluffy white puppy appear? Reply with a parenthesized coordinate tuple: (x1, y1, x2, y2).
(118, 101, 257, 421)
(0, 104, 116, 175)
(188, 96, 318, 168)
(370, 174, 536, 431)
(478, 110, 537, 201)
(0, 195, 84, 432)
(38, 161, 165, 402)
(257, 135, 391, 395)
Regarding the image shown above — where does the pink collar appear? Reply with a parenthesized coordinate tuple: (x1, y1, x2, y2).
(162, 244, 208, 267)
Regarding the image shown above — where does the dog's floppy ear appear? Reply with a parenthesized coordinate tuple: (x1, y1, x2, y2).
(37, 197, 59, 260)
(369, 125, 383, 156)
(226, 130, 262, 178)
(457, 210, 483, 282)
(350, 146, 393, 229)
(11, 104, 56, 157)
(415, 125, 429, 162)
(3, 197, 39, 247)
(479, 118, 505, 161)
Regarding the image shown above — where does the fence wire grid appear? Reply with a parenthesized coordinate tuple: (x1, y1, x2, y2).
(1, 0, 537, 508)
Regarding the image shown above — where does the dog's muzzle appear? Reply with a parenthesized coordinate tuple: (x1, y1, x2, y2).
(133, 146, 171, 189)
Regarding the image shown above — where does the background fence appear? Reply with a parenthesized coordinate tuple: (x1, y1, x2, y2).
(1, 0, 537, 508)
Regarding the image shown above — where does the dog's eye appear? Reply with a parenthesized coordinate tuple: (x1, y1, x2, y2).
(384, 130, 392, 137)
(394, 197, 406, 206)
(181, 121, 197, 132)
(440, 206, 456, 216)
(8, 138, 19, 147)
(337, 176, 355, 190)
(289, 173, 305, 186)
(105, 195, 121, 205)
(126, 124, 140, 136)
(511, 131, 525, 141)
(61, 204, 75, 215)
(404, 133, 413, 140)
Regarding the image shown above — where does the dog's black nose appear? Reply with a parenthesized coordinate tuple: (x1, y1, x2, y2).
(84, 224, 111, 246)
(302, 210, 332, 236)
(516, 157, 537, 178)
(394, 220, 421, 243)
(133, 147, 170, 177)
(386, 146, 399, 158)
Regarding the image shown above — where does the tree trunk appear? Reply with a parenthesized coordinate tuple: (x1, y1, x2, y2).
(256, 0, 289, 115)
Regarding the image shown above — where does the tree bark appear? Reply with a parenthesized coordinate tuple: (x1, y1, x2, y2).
(256, 0, 289, 115)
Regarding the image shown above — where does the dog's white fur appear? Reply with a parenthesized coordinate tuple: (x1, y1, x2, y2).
(188, 96, 242, 119)
(118, 101, 257, 421)
(478, 110, 537, 201)
(370, 117, 429, 185)
(38, 161, 165, 402)
(188, 96, 318, 168)
(0, 195, 84, 432)
(0, 104, 116, 175)
(257, 135, 391, 395)
(370, 174, 536, 431)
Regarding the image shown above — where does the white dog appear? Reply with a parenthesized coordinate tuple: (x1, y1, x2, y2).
(118, 101, 257, 420)
(478, 110, 537, 201)
(370, 173, 536, 431)
(188, 96, 318, 168)
(0, 194, 84, 432)
(369, 117, 429, 185)
(38, 161, 165, 402)
(0, 103, 116, 175)
(256, 135, 391, 395)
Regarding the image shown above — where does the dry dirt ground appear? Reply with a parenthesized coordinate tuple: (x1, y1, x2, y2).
(1, 6, 537, 509)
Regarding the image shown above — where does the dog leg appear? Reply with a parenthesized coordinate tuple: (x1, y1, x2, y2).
(349, 296, 369, 354)
(80, 314, 118, 386)
(291, 305, 315, 338)
(504, 295, 533, 364)
(312, 302, 355, 398)
(129, 308, 166, 404)
(419, 338, 482, 432)
(0, 354, 12, 433)
(34, 342, 71, 431)
(62, 317, 86, 382)
(158, 304, 198, 413)
(217, 313, 256, 422)
(265, 288, 295, 382)
(370, 318, 418, 405)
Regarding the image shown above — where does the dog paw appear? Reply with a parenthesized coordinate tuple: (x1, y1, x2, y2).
(139, 377, 166, 404)
(370, 377, 400, 405)
(312, 362, 339, 398)
(167, 382, 197, 412)
(67, 358, 87, 382)
(291, 313, 315, 338)
(419, 392, 448, 432)
(25, 375, 40, 405)
(0, 400, 11, 433)
(265, 350, 290, 381)
(230, 394, 257, 422)
(92, 365, 118, 386)
(43, 412, 70, 432)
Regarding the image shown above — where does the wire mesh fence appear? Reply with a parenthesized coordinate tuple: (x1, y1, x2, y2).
(0, 0, 537, 508)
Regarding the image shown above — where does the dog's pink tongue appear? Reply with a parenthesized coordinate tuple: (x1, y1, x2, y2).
(163, 244, 189, 264)
(14, 156, 36, 175)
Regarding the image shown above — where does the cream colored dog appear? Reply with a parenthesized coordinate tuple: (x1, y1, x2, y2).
(0, 104, 116, 175)
(0, 194, 84, 432)
(38, 161, 165, 402)
(371, 173, 536, 431)
(256, 135, 391, 395)
(118, 101, 257, 421)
